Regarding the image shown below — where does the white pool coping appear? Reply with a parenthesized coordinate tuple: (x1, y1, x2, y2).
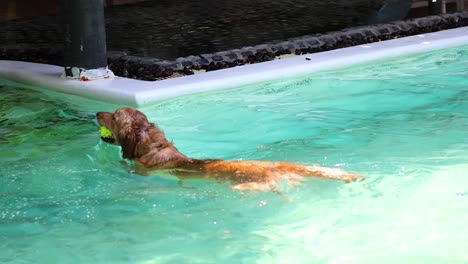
(1, 26, 468, 106)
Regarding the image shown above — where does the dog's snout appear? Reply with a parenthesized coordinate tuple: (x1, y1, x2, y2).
(96, 112, 101, 117)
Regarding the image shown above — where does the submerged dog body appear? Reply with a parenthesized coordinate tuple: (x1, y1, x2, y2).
(97, 108, 360, 191)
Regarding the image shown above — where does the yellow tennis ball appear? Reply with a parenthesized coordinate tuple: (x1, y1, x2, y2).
(99, 126, 113, 138)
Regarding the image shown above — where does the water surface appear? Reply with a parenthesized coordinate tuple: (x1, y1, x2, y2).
(1, 45, 467, 263)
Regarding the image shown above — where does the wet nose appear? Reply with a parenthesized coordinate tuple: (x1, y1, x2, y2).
(96, 112, 101, 117)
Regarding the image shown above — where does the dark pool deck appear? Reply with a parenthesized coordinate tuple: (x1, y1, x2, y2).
(1, 10, 467, 81)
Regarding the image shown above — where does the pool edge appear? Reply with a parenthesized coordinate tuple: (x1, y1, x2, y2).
(1, 26, 468, 106)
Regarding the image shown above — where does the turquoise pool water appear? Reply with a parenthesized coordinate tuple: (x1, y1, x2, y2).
(1, 45, 468, 263)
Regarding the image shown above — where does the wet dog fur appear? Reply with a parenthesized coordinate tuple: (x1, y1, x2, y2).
(97, 107, 361, 191)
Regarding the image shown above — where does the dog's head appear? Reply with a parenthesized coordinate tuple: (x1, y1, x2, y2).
(96, 107, 171, 160)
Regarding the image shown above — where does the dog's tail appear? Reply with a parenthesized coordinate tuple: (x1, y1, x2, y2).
(230, 163, 362, 192)
(203, 160, 362, 192)
(273, 162, 362, 183)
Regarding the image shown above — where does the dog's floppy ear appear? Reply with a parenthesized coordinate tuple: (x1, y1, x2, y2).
(118, 127, 138, 159)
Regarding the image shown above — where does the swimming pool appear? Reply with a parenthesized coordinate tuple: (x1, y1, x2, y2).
(1, 45, 467, 263)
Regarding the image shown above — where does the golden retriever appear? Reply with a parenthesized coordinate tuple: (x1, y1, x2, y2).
(96, 107, 361, 191)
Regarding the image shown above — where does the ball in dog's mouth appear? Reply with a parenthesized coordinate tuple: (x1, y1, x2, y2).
(99, 126, 115, 143)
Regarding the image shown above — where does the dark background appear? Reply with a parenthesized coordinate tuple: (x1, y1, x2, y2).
(1, 0, 466, 60)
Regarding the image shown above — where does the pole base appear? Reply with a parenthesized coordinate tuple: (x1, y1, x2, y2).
(62, 66, 115, 81)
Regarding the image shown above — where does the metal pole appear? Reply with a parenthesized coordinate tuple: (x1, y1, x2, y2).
(428, 0, 442, 15)
(62, 0, 112, 80)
